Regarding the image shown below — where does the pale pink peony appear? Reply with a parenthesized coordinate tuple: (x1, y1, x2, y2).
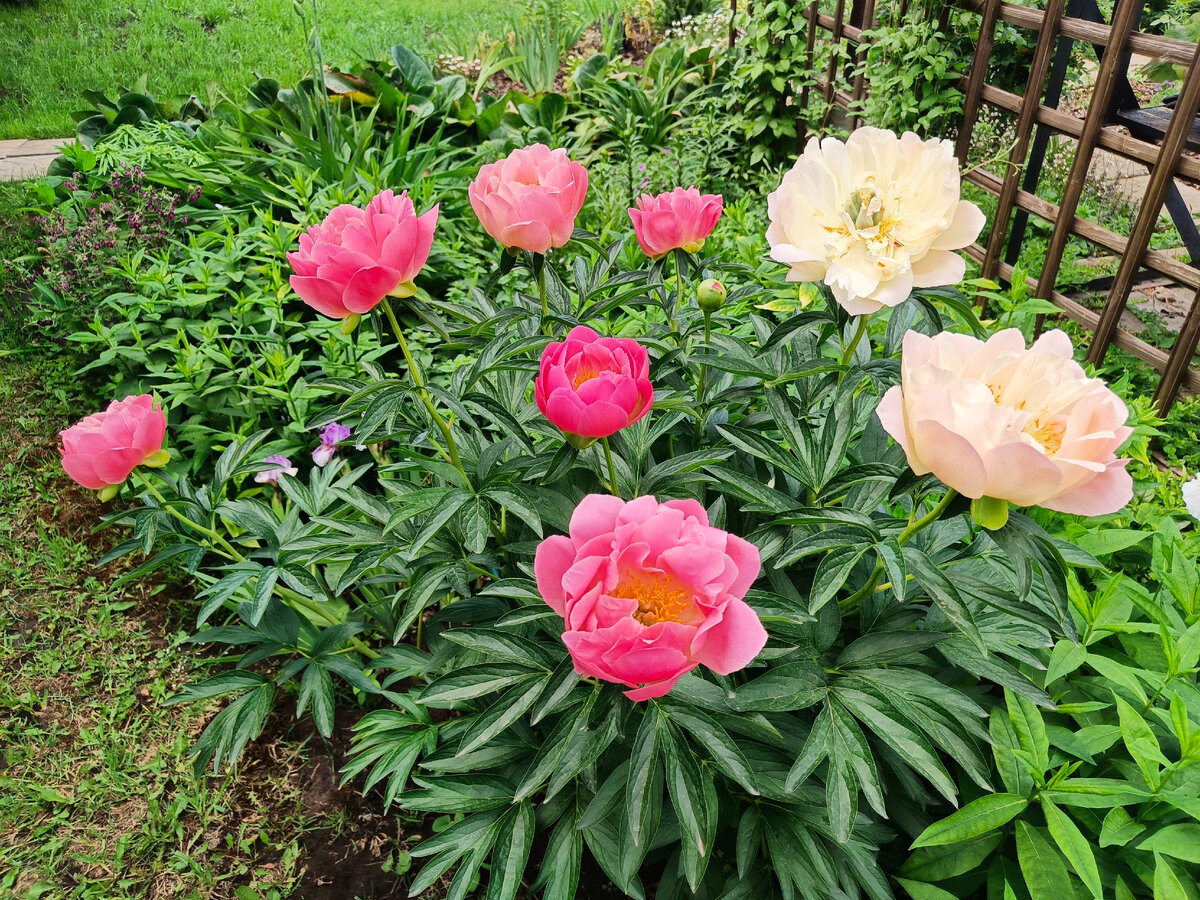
(534, 326, 653, 446)
(468, 144, 588, 254)
(59, 394, 168, 491)
(535, 494, 767, 700)
(876, 329, 1133, 516)
(628, 187, 723, 259)
(766, 127, 985, 315)
(288, 190, 438, 319)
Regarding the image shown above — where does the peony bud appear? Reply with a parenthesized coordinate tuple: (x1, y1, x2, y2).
(697, 278, 727, 313)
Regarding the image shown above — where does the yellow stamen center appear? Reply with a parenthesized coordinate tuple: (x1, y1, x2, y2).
(572, 367, 602, 389)
(610, 574, 693, 626)
(1024, 418, 1066, 456)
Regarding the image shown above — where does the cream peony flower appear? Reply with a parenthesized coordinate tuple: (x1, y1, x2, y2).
(766, 127, 985, 315)
(876, 329, 1133, 517)
(1183, 474, 1200, 520)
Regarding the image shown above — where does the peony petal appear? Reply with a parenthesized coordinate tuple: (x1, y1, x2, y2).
(691, 597, 768, 675)
(535, 535, 578, 616)
(1042, 459, 1133, 516)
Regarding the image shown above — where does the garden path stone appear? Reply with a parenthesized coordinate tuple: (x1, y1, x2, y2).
(0, 138, 69, 181)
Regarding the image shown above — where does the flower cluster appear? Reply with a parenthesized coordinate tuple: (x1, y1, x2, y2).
(39, 168, 193, 314)
(60, 128, 1143, 708)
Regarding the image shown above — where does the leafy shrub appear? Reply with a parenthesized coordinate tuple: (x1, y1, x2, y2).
(857, 10, 965, 137)
(901, 516, 1200, 898)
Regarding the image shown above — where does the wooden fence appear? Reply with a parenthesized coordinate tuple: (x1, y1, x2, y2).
(791, 0, 1200, 411)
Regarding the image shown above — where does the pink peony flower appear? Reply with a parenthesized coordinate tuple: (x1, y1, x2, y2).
(628, 187, 723, 259)
(468, 144, 588, 254)
(59, 394, 168, 491)
(535, 494, 767, 700)
(287, 190, 438, 319)
(876, 329, 1133, 516)
(534, 326, 653, 447)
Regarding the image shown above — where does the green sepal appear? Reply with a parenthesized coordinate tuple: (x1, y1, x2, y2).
(142, 449, 171, 468)
(971, 496, 1009, 530)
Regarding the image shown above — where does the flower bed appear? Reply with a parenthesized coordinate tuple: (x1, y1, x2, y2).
(22, 16, 1200, 900)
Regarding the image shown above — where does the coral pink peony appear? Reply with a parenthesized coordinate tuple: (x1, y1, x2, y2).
(876, 329, 1133, 516)
(468, 144, 588, 254)
(288, 190, 438, 319)
(766, 127, 985, 316)
(535, 326, 653, 447)
(627, 187, 723, 259)
(59, 394, 168, 491)
(535, 494, 766, 700)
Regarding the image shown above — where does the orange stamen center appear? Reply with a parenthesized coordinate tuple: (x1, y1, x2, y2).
(610, 574, 693, 626)
(1025, 418, 1066, 456)
(572, 366, 602, 389)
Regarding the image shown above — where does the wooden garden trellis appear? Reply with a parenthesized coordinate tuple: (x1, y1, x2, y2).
(793, 0, 1200, 411)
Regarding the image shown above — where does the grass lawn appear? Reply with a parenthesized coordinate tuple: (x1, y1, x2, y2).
(0, 0, 536, 139)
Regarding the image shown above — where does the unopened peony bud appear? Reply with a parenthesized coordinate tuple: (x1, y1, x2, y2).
(697, 278, 727, 313)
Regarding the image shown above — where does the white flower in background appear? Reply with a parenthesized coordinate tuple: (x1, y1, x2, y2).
(766, 127, 986, 316)
(1183, 474, 1200, 520)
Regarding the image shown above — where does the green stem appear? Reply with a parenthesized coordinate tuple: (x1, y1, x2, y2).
(134, 470, 243, 562)
(839, 489, 959, 615)
(601, 437, 621, 497)
(839, 315, 870, 375)
(669, 249, 686, 333)
(382, 299, 466, 479)
(897, 489, 958, 547)
(698, 312, 712, 405)
(533, 253, 550, 332)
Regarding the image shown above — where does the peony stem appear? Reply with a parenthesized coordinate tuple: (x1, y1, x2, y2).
(133, 469, 243, 562)
(839, 315, 870, 374)
(601, 437, 621, 497)
(382, 299, 466, 479)
(898, 488, 958, 547)
(670, 249, 687, 333)
(533, 253, 550, 332)
(839, 488, 959, 615)
(697, 312, 712, 405)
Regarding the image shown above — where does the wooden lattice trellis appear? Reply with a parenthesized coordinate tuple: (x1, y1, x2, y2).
(792, 0, 1200, 411)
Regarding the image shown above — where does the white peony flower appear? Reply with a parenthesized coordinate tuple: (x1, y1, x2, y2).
(1183, 474, 1200, 520)
(766, 127, 986, 316)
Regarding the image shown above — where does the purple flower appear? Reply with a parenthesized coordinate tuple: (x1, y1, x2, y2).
(255, 454, 298, 485)
(319, 423, 352, 445)
(313, 422, 353, 467)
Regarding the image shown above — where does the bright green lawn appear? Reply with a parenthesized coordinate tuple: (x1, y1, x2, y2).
(0, 0, 530, 139)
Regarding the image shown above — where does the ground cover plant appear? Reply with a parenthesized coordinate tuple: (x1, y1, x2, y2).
(9, 4, 1200, 898)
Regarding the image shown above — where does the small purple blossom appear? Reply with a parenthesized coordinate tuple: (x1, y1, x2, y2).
(255, 454, 298, 485)
(320, 423, 352, 445)
(313, 422, 353, 467)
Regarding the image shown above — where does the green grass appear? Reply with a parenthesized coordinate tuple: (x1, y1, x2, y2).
(0, 0, 533, 139)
